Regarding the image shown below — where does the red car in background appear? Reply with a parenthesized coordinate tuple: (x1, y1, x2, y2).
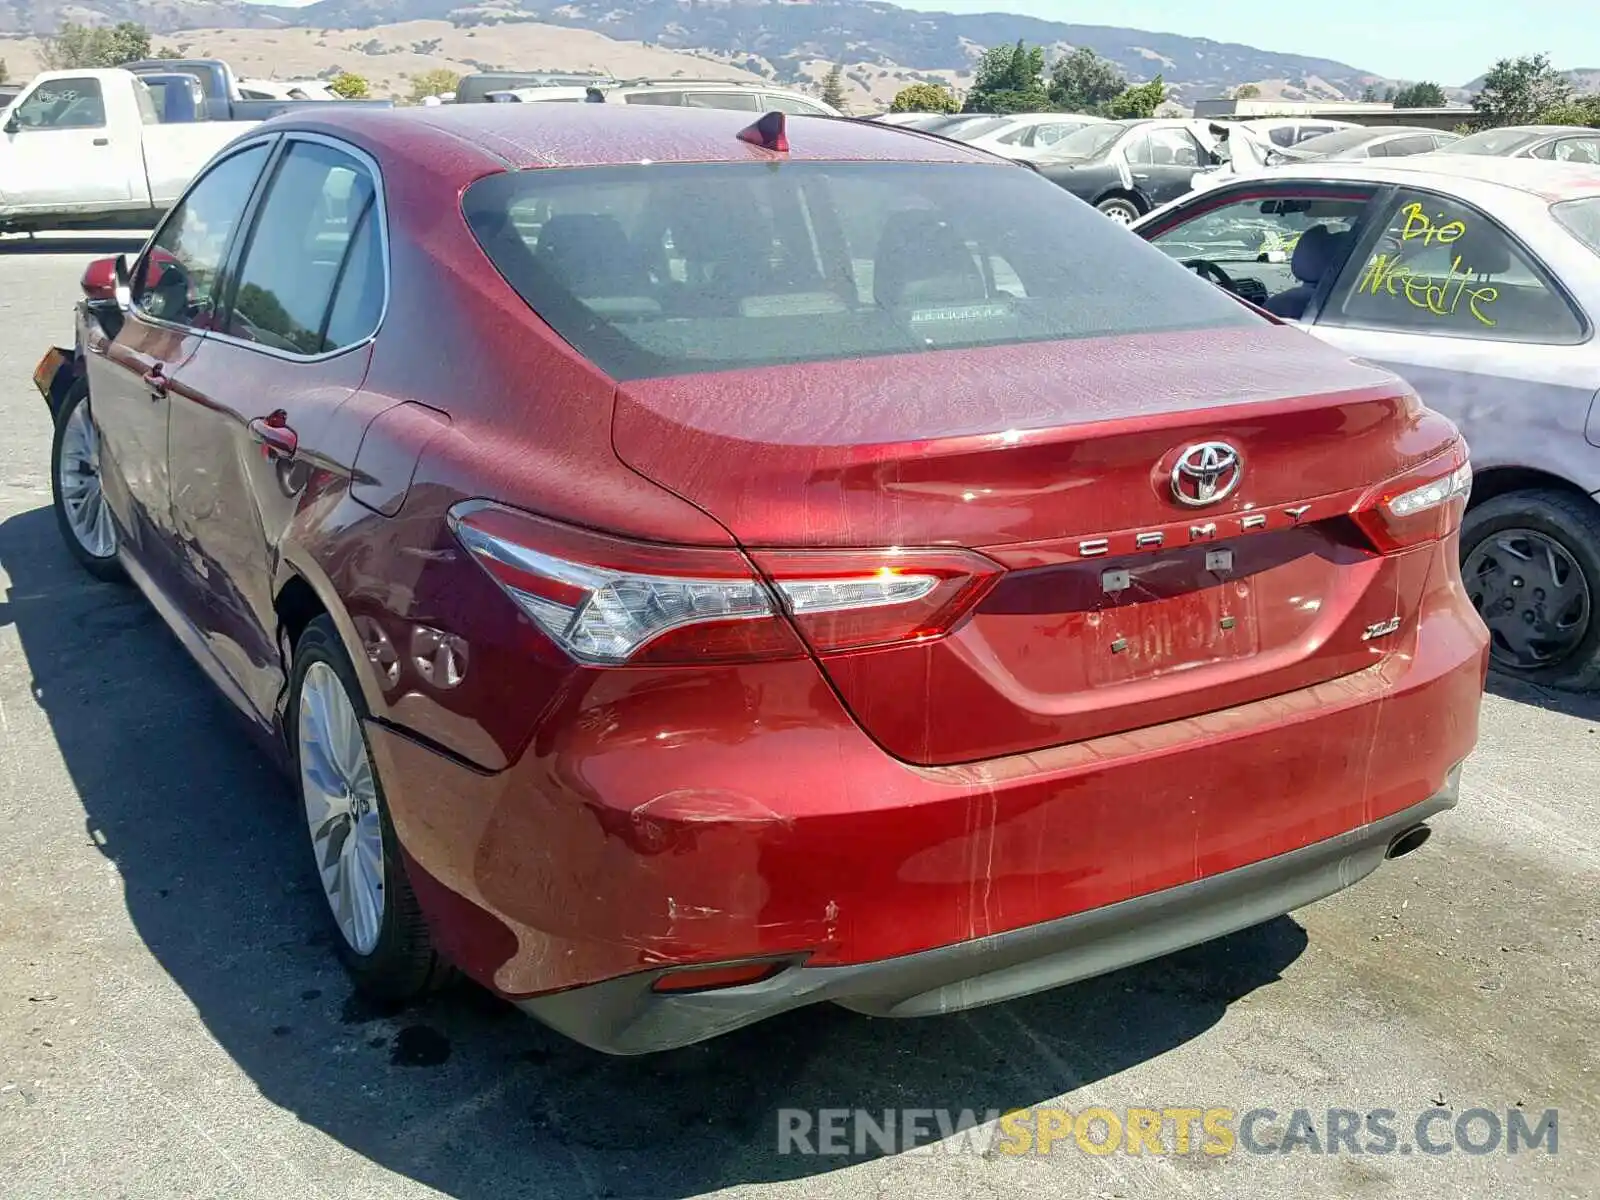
(36, 104, 1488, 1054)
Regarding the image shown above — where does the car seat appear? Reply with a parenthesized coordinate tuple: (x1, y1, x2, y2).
(1264, 224, 1354, 319)
(873, 210, 988, 307)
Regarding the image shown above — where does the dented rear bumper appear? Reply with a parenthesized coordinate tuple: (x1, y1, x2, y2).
(365, 536, 1487, 1053)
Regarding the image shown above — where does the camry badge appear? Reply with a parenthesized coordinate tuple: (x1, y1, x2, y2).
(1170, 441, 1243, 508)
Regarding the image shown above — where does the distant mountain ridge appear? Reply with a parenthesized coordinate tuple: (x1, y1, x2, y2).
(0, 0, 1390, 100)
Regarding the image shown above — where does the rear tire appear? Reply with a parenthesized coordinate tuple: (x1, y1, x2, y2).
(49, 377, 124, 582)
(1461, 489, 1600, 690)
(1096, 195, 1143, 224)
(290, 615, 452, 1003)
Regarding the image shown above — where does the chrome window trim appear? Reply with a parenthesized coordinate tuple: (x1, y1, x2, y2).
(140, 130, 392, 365)
(132, 133, 282, 335)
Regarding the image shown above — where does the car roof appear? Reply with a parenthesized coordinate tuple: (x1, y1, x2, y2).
(1257, 154, 1600, 202)
(270, 102, 1000, 172)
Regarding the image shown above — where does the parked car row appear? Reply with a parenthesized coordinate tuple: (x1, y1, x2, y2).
(36, 102, 1488, 1057)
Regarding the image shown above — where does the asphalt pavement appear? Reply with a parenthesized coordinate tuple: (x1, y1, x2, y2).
(0, 240, 1597, 1200)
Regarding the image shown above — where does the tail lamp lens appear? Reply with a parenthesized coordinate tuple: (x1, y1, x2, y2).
(448, 502, 1000, 665)
(1353, 449, 1473, 553)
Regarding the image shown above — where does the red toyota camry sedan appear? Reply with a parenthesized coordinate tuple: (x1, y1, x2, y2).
(36, 104, 1487, 1054)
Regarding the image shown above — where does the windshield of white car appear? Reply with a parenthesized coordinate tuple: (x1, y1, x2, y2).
(943, 118, 1014, 141)
(1287, 128, 1389, 157)
(1442, 129, 1544, 155)
(1039, 124, 1124, 160)
(1553, 197, 1600, 256)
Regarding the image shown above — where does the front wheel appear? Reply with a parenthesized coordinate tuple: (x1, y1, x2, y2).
(291, 615, 452, 1002)
(1461, 489, 1600, 690)
(50, 378, 123, 581)
(1096, 196, 1143, 224)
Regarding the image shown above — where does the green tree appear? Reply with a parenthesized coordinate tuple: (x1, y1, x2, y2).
(889, 82, 960, 113)
(408, 68, 461, 103)
(328, 72, 371, 100)
(1473, 53, 1571, 127)
(1360, 84, 1379, 102)
(1393, 81, 1447, 108)
(1539, 95, 1600, 127)
(1047, 46, 1125, 113)
(1106, 75, 1168, 119)
(41, 21, 152, 69)
(1233, 83, 1261, 100)
(0, 60, 8, 85)
(820, 63, 847, 111)
(965, 40, 1048, 113)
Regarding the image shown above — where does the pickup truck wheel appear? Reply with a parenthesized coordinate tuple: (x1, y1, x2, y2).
(292, 616, 453, 1003)
(50, 378, 123, 582)
(1461, 490, 1600, 690)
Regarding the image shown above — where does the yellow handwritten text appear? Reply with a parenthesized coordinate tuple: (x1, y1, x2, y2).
(1399, 202, 1467, 246)
(1354, 252, 1499, 327)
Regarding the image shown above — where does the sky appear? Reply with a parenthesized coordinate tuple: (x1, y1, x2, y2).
(894, 0, 1597, 85)
(239, 0, 1595, 85)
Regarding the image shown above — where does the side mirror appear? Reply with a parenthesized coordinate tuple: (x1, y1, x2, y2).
(3, 114, 18, 135)
(81, 256, 120, 303)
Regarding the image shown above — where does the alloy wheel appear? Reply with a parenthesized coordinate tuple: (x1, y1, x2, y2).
(56, 400, 115, 559)
(1464, 528, 1592, 671)
(298, 660, 386, 955)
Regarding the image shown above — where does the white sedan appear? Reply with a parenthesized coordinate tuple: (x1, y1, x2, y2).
(1135, 156, 1600, 688)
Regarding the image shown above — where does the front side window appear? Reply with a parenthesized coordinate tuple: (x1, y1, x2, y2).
(1323, 190, 1584, 342)
(10, 77, 105, 129)
(1146, 191, 1370, 314)
(461, 160, 1255, 380)
(1127, 128, 1203, 167)
(223, 141, 384, 356)
(135, 143, 272, 328)
(623, 91, 682, 106)
(1553, 137, 1600, 165)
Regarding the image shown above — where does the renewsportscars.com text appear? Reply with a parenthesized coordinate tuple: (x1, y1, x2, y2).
(776, 1106, 1558, 1158)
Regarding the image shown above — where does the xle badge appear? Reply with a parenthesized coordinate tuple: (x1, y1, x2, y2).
(1363, 616, 1402, 641)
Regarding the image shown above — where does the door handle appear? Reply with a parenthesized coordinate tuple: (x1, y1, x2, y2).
(247, 411, 298, 460)
(93, 137, 109, 147)
(142, 364, 168, 398)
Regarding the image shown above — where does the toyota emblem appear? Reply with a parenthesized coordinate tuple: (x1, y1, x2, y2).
(1170, 442, 1243, 507)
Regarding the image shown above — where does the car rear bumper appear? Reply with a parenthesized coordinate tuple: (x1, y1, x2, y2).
(516, 775, 1458, 1054)
(366, 540, 1487, 1052)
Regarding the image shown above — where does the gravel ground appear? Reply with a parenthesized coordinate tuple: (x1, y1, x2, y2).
(0, 240, 1596, 1200)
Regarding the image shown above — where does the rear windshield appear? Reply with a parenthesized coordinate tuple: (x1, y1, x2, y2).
(1553, 197, 1600, 255)
(462, 161, 1254, 380)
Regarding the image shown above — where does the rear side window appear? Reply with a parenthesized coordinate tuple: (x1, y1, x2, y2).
(623, 91, 682, 106)
(1553, 197, 1600, 256)
(763, 94, 830, 116)
(223, 140, 384, 356)
(1323, 190, 1584, 343)
(682, 91, 761, 111)
(462, 160, 1255, 380)
(136, 143, 272, 328)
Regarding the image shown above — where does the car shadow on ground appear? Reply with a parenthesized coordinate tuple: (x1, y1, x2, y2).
(0, 502, 1308, 1198)
(0, 234, 147, 257)
(1486, 673, 1600, 722)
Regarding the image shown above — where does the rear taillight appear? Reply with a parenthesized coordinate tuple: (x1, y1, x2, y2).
(1352, 446, 1473, 553)
(448, 502, 1001, 666)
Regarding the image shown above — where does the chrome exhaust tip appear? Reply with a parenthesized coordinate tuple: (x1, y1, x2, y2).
(1386, 823, 1432, 860)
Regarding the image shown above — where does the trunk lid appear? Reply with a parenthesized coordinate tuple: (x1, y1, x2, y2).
(612, 325, 1457, 765)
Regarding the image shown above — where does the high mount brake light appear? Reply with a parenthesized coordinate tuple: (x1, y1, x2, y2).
(448, 502, 1001, 666)
(1352, 447, 1473, 553)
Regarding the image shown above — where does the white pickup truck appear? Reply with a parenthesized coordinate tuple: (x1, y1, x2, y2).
(0, 68, 256, 235)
